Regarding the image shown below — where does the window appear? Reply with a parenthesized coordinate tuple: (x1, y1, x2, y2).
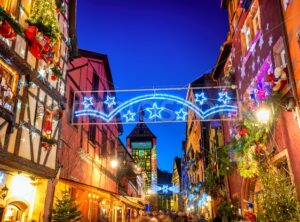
(240, 0, 261, 55)
(273, 37, 287, 68)
(88, 118, 96, 144)
(110, 140, 115, 155)
(101, 132, 108, 155)
(0, 59, 18, 111)
(68, 89, 79, 125)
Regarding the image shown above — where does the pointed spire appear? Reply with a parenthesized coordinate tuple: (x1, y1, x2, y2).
(138, 107, 145, 122)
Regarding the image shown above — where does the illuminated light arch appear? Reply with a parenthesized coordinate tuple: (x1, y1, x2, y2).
(74, 93, 238, 123)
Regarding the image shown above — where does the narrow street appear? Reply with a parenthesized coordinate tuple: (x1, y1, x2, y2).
(0, 0, 300, 222)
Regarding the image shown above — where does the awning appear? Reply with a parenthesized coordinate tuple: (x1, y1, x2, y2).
(60, 178, 116, 200)
(111, 194, 146, 210)
(60, 178, 147, 210)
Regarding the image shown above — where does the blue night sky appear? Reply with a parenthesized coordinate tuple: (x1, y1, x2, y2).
(77, 0, 228, 172)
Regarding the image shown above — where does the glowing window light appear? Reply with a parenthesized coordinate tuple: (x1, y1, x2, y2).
(111, 159, 118, 168)
(11, 174, 36, 204)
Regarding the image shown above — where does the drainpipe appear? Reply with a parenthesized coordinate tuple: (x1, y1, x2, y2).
(276, 0, 300, 127)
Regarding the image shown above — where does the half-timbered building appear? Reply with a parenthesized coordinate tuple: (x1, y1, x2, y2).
(0, 0, 75, 221)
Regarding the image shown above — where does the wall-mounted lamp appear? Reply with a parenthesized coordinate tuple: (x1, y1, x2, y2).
(1, 184, 8, 199)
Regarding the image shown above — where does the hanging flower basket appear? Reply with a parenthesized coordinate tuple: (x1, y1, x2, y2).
(25, 26, 54, 61)
(51, 65, 63, 81)
(41, 136, 56, 150)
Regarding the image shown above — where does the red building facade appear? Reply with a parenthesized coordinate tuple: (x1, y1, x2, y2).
(216, 0, 300, 217)
(55, 49, 124, 222)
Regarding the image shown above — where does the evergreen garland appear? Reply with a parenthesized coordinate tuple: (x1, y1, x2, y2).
(51, 190, 82, 222)
(26, 0, 61, 40)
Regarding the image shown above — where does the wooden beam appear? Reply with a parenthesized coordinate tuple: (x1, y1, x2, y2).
(0, 151, 57, 178)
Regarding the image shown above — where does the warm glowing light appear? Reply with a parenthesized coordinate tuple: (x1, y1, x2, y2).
(11, 174, 36, 204)
(207, 195, 212, 202)
(256, 106, 270, 123)
(111, 159, 118, 168)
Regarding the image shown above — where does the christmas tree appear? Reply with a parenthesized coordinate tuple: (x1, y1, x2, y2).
(26, 0, 60, 39)
(257, 166, 300, 222)
(51, 190, 82, 222)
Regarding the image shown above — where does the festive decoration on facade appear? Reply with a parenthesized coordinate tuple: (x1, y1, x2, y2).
(55, 0, 66, 14)
(271, 67, 288, 92)
(51, 65, 63, 81)
(26, 0, 61, 40)
(0, 6, 23, 39)
(25, 26, 54, 61)
(41, 136, 56, 150)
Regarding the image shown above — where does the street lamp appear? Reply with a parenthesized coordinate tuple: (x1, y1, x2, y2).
(147, 189, 152, 195)
(256, 105, 271, 123)
(1, 184, 8, 199)
(111, 159, 118, 168)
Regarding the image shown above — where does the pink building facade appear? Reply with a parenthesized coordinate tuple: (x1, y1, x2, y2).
(55, 49, 124, 222)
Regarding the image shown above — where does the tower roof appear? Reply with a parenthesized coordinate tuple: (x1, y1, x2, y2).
(127, 122, 156, 139)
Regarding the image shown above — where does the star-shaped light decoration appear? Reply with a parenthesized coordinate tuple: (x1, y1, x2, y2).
(175, 108, 188, 121)
(257, 56, 261, 65)
(82, 97, 94, 109)
(268, 35, 273, 47)
(146, 103, 165, 120)
(104, 95, 116, 108)
(251, 61, 256, 72)
(218, 91, 231, 104)
(123, 110, 136, 122)
(37, 68, 46, 81)
(259, 35, 264, 49)
(241, 64, 246, 79)
(162, 185, 169, 194)
(195, 92, 207, 105)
